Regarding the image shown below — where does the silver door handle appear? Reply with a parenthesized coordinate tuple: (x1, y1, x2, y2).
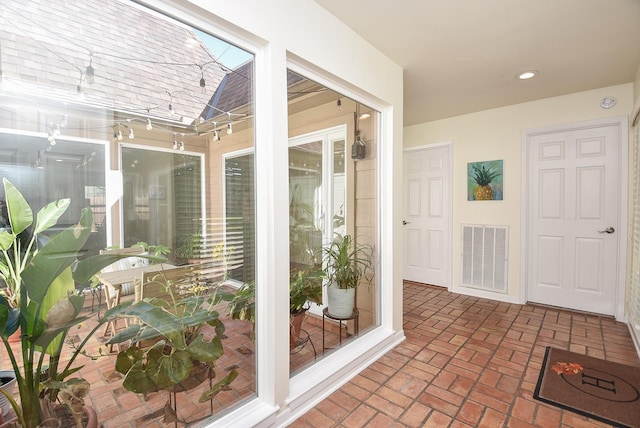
(402, 220, 410, 225)
(598, 227, 615, 234)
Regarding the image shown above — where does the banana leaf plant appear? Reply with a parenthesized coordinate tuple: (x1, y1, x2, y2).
(0, 178, 162, 427)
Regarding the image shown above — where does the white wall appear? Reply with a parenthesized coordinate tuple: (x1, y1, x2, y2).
(147, 1, 404, 426)
(404, 83, 633, 301)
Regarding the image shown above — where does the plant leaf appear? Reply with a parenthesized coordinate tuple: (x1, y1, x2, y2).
(3, 178, 33, 236)
(34, 199, 71, 235)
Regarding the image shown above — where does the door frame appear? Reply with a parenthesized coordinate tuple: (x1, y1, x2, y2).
(403, 141, 453, 288)
(520, 117, 629, 320)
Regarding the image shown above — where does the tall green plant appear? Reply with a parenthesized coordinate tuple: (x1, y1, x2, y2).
(322, 235, 374, 289)
(0, 178, 162, 427)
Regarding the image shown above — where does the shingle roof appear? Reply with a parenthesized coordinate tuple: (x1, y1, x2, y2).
(0, 0, 227, 123)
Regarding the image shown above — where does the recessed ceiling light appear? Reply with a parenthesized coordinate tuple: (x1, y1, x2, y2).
(517, 71, 537, 80)
(600, 97, 616, 109)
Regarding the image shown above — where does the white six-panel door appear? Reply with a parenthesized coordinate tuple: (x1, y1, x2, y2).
(403, 145, 451, 287)
(526, 124, 621, 315)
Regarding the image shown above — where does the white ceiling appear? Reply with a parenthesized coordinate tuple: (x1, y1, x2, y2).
(313, 0, 640, 126)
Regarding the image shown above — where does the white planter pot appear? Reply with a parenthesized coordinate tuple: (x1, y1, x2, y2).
(0, 370, 16, 416)
(327, 285, 355, 318)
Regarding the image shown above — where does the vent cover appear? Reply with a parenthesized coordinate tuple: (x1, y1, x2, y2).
(461, 225, 508, 293)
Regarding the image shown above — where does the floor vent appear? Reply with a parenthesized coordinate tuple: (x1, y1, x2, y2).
(461, 225, 508, 293)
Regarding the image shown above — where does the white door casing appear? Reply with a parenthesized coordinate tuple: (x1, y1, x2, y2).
(523, 118, 628, 317)
(403, 144, 451, 287)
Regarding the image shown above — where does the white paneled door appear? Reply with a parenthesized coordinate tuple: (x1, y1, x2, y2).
(403, 145, 450, 287)
(526, 124, 621, 315)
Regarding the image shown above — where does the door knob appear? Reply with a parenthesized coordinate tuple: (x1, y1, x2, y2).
(598, 227, 615, 234)
(402, 220, 410, 225)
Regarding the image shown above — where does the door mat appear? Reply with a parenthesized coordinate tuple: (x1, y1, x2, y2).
(534, 347, 640, 428)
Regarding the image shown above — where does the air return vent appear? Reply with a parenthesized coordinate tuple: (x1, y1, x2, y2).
(461, 225, 508, 293)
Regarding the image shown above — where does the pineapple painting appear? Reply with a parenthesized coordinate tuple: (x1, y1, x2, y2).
(468, 160, 503, 201)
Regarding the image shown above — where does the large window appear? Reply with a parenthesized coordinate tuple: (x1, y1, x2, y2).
(287, 70, 380, 375)
(0, 0, 256, 425)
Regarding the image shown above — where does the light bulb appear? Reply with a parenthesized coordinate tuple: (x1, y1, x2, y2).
(337, 98, 342, 110)
(169, 103, 174, 116)
(85, 63, 95, 84)
(128, 127, 134, 139)
(172, 134, 178, 150)
(213, 130, 219, 141)
(227, 120, 233, 135)
(116, 123, 123, 141)
(179, 142, 185, 151)
(146, 118, 153, 131)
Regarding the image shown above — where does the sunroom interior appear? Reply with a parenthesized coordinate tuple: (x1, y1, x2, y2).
(0, 0, 397, 426)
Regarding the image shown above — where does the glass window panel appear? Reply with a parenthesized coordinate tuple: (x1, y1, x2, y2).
(287, 70, 380, 375)
(0, 0, 256, 424)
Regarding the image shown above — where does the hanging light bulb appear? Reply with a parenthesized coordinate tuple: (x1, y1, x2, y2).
(172, 133, 178, 150)
(116, 123, 123, 141)
(226, 113, 233, 135)
(179, 133, 185, 151)
(85, 59, 95, 84)
(128, 126, 134, 139)
(146, 117, 153, 131)
(337, 98, 342, 110)
(199, 70, 206, 89)
(167, 91, 175, 116)
(212, 122, 219, 141)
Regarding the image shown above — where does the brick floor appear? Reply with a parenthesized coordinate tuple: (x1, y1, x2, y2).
(3, 281, 638, 427)
(292, 281, 640, 427)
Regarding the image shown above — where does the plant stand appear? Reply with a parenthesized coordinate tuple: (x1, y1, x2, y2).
(322, 307, 359, 351)
(290, 329, 316, 359)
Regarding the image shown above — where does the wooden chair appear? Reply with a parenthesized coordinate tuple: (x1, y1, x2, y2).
(98, 245, 147, 336)
(134, 265, 201, 312)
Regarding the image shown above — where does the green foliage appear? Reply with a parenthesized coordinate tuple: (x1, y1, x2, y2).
(174, 231, 202, 261)
(470, 163, 501, 186)
(0, 178, 162, 428)
(289, 268, 323, 314)
(323, 235, 374, 289)
(108, 281, 236, 401)
(134, 241, 171, 259)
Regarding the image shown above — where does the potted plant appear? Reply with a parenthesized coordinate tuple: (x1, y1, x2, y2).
(322, 235, 374, 318)
(174, 231, 202, 265)
(289, 268, 323, 347)
(226, 268, 324, 348)
(106, 273, 238, 422)
(0, 178, 163, 427)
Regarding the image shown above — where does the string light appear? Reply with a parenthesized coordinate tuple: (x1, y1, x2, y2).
(172, 133, 178, 150)
(85, 55, 95, 85)
(211, 122, 219, 141)
(146, 116, 153, 131)
(116, 123, 123, 141)
(167, 91, 175, 116)
(128, 126, 134, 139)
(199, 64, 206, 91)
(337, 98, 342, 110)
(226, 113, 233, 135)
(179, 133, 185, 151)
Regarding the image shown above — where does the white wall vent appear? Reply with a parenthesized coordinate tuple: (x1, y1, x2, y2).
(461, 224, 508, 293)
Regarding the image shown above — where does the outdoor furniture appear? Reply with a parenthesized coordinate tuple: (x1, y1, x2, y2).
(96, 258, 175, 338)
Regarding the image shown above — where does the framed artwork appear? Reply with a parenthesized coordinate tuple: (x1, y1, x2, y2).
(467, 160, 503, 201)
